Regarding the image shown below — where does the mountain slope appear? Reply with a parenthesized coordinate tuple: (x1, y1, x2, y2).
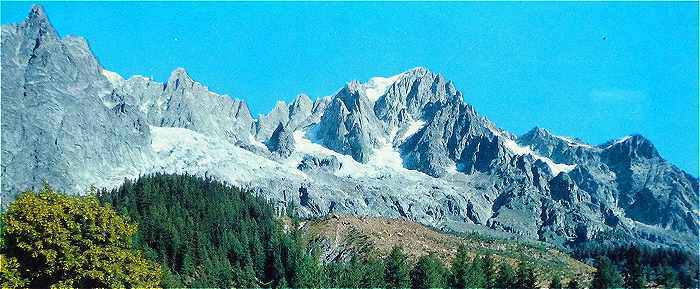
(306, 214, 594, 286)
(1, 5, 697, 251)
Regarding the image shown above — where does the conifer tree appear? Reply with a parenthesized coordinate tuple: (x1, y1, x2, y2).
(343, 255, 366, 288)
(385, 246, 412, 288)
(411, 254, 447, 289)
(450, 244, 471, 289)
(496, 262, 518, 289)
(516, 263, 537, 289)
(592, 256, 624, 289)
(482, 255, 498, 289)
(549, 274, 562, 289)
(566, 278, 579, 289)
(624, 245, 646, 289)
(293, 250, 323, 288)
(659, 266, 680, 289)
(363, 256, 387, 288)
(465, 256, 487, 288)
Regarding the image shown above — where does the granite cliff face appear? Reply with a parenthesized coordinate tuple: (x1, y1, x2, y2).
(2, 5, 697, 250)
(0, 6, 151, 199)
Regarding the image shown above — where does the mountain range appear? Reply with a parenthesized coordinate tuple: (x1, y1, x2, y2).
(2, 5, 698, 250)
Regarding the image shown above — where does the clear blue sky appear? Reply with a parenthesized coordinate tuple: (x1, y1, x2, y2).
(2, 2, 698, 175)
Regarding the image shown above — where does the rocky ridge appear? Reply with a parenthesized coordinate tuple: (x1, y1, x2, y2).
(1, 5, 698, 251)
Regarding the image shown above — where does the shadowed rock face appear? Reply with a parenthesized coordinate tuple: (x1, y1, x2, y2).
(2, 5, 697, 251)
(267, 123, 295, 158)
(316, 81, 385, 163)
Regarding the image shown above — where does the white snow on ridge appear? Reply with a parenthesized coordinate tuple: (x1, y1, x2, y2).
(370, 127, 404, 170)
(101, 69, 124, 87)
(501, 138, 576, 175)
(487, 126, 576, 175)
(363, 73, 404, 102)
(554, 135, 593, 148)
(605, 135, 633, 148)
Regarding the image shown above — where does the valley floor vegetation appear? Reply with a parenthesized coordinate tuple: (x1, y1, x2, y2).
(0, 174, 697, 288)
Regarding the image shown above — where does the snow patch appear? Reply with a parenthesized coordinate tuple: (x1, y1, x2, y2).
(101, 69, 124, 87)
(369, 127, 404, 170)
(150, 126, 306, 186)
(488, 126, 576, 175)
(363, 73, 404, 102)
(248, 134, 268, 148)
(501, 138, 576, 175)
(605, 135, 633, 148)
(399, 120, 426, 142)
(291, 129, 370, 177)
(553, 135, 593, 148)
(291, 128, 425, 180)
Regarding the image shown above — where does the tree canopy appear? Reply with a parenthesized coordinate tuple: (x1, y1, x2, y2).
(0, 185, 160, 288)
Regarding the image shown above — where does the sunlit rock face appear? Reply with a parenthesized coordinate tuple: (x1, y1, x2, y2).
(2, 5, 697, 251)
(1, 5, 151, 200)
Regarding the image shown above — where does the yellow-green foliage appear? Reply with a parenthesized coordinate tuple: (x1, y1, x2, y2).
(0, 184, 160, 288)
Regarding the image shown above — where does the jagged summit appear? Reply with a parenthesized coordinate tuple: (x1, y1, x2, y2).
(17, 4, 58, 45)
(522, 126, 550, 137)
(165, 67, 194, 90)
(2, 5, 697, 251)
(168, 67, 190, 80)
(24, 4, 51, 27)
(601, 134, 660, 159)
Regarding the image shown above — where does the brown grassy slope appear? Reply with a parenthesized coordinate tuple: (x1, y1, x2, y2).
(306, 214, 594, 286)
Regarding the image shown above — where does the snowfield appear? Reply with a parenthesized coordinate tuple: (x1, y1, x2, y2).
(363, 73, 405, 102)
(151, 126, 307, 186)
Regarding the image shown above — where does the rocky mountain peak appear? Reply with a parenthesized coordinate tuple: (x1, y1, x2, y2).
(336, 80, 370, 110)
(602, 135, 660, 160)
(23, 5, 51, 28)
(28, 4, 48, 21)
(19, 4, 58, 44)
(2, 5, 697, 253)
(292, 94, 313, 109)
(273, 100, 288, 111)
(523, 126, 551, 138)
(166, 67, 194, 90)
(405, 66, 430, 77)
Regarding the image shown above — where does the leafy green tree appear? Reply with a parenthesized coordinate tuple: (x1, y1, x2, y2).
(0, 257, 28, 288)
(592, 256, 624, 289)
(624, 245, 646, 289)
(385, 246, 411, 288)
(496, 262, 518, 289)
(1, 186, 160, 288)
(411, 253, 447, 289)
(549, 274, 562, 289)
